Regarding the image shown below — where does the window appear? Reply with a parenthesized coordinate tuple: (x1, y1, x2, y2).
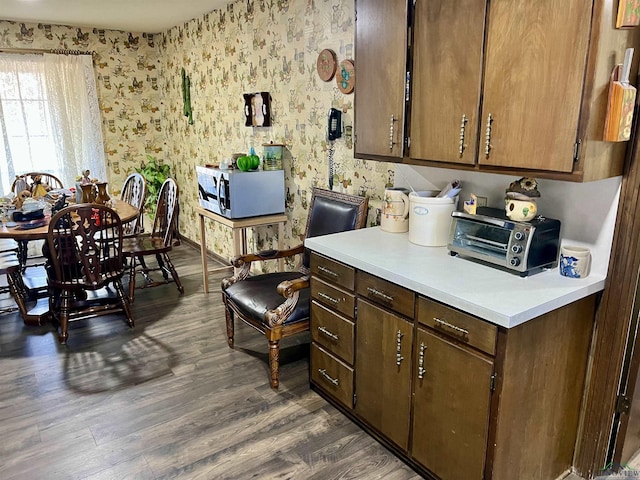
(0, 52, 106, 194)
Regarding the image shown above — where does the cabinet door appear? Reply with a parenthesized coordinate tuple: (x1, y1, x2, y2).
(480, 0, 591, 172)
(411, 328, 494, 480)
(410, 0, 486, 164)
(355, 299, 413, 450)
(354, 0, 408, 160)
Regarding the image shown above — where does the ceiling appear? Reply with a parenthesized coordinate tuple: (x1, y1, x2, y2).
(0, 0, 231, 33)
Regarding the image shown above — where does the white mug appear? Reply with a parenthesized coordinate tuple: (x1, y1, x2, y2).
(381, 187, 410, 233)
(559, 245, 591, 279)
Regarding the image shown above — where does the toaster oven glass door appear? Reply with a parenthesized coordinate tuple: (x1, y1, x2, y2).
(450, 220, 514, 261)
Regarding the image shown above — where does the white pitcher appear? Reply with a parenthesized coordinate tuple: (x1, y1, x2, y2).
(381, 187, 410, 233)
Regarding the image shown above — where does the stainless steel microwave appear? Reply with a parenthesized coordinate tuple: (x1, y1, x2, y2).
(196, 166, 285, 219)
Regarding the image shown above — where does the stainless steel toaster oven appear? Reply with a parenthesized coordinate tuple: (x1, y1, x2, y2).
(447, 207, 561, 276)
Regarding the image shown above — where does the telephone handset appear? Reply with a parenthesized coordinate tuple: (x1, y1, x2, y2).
(328, 108, 342, 141)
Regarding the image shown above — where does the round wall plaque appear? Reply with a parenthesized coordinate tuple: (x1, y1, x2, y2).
(316, 49, 337, 82)
(336, 59, 355, 94)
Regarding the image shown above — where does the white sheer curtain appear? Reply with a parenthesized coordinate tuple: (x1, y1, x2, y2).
(0, 52, 106, 193)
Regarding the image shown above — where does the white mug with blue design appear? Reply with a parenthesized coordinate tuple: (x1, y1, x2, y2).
(559, 246, 591, 279)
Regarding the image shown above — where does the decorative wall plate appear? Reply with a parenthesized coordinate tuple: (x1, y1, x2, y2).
(336, 59, 355, 94)
(317, 48, 337, 82)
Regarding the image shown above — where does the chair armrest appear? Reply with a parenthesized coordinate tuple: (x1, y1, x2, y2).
(276, 276, 309, 298)
(223, 244, 304, 287)
(221, 244, 304, 289)
(231, 244, 304, 266)
(266, 274, 310, 328)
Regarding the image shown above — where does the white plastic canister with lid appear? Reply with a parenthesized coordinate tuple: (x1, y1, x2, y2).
(408, 191, 456, 246)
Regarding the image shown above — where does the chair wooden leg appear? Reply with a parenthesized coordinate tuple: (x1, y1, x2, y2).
(268, 340, 280, 389)
(6, 271, 28, 318)
(58, 290, 71, 344)
(128, 256, 137, 303)
(223, 294, 234, 348)
(162, 253, 184, 294)
(156, 253, 169, 280)
(114, 280, 134, 328)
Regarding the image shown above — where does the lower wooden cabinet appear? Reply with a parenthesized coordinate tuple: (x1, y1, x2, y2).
(355, 299, 413, 450)
(309, 257, 595, 480)
(411, 327, 494, 480)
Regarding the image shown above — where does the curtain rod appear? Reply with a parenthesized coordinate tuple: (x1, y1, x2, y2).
(0, 48, 94, 56)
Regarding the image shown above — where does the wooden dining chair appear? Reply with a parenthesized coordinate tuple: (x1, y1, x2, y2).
(221, 187, 368, 388)
(46, 203, 133, 344)
(120, 172, 146, 236)
(122, 178, 183, 303)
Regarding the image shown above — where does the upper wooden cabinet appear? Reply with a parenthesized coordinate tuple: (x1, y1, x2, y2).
(355, 0, 640, 181)
(410, 0, 486, 165)
(354, 0, 408, 161)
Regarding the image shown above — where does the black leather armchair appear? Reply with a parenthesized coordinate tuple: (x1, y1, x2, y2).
(221, 187, 368, 388)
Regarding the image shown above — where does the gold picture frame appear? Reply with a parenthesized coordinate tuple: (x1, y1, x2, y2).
(617, 0, 640, 29)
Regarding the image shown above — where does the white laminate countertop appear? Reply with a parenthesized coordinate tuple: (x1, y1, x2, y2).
(304, 227, 606, 329)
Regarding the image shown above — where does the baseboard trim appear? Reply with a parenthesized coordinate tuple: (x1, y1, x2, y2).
(177, 235, 230, 267)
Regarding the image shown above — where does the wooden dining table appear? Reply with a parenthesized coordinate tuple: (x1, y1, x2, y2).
(1, 199, 139, 325)
(0, 199, 139, 241)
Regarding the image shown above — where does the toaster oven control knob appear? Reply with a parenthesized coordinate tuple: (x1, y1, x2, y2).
(514, 231, 526, 241)
(510, 257, 521, 267)
(511, 244, 523, 254)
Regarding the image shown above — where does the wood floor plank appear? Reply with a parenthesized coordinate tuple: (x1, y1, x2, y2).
(0, 244, 419, 479)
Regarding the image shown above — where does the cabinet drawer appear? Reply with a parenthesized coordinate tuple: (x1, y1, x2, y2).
(311, 343, 354, 409)
(311, 300, 355, 365)
(356, 271, 415, 318)
(310, 253, 355, 291)
(417, 297, 497, 356)
(311, 277, 355, 318)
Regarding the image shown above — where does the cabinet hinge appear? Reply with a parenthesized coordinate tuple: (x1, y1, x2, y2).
(353, 393, 357, 407)
(353, 133, 357, 145)
(573, 139, 582, 162)
(490, 372, 497, 392)
(354, 304, 358, 318)
(407, 137, 411, 149)
(616, 394, 631, 415)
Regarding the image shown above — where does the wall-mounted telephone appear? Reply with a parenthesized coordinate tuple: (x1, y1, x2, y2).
(328, 108, 342, 141)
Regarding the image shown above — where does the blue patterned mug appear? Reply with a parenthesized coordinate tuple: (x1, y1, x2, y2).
(559, 246, 591, 279)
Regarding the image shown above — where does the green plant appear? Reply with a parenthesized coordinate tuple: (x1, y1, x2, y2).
(135, 155, 170, 218)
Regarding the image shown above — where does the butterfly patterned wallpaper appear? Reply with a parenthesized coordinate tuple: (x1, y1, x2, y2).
(158, 0, 391, 270)
(0, 19, 163, 194)
(0, 0, 393, 271)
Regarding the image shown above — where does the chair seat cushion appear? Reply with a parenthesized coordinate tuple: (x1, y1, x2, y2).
(224, 271, 310, 327)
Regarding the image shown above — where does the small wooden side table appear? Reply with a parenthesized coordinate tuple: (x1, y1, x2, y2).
(196, 206, 288, 293)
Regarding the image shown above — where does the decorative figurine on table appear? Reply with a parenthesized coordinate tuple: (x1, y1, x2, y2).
(12, 190, 31, 210)
(31, 175, 52, 198)
(51, 193, 68, 215)
(505, 177, 540, 222)
(80, 169, 92, 185)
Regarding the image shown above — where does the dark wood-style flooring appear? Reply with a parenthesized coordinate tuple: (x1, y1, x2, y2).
(0, 244, 421, 479)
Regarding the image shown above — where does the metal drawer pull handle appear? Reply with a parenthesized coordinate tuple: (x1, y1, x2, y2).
(318, 292, 340, 304)
(396, 330, 404, 366)
(367, 286, 394, 303)
(389, 114, 396, 151)
(318, 368, 339, 386)
(418, 342, 427, 379)
(434, 317, 469, 336)
(484, 113, 493, 157)
(318, 326, 339, 341)
(459, 114, 468, 157)
(317, 265, 339, 278)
